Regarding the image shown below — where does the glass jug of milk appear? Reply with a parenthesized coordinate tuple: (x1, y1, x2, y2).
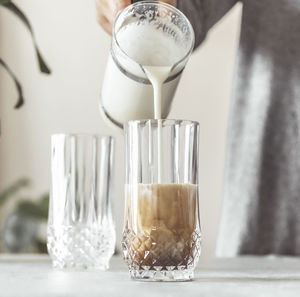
(100, 1, 195, 130)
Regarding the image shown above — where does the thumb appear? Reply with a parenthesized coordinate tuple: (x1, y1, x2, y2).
(161, 0, 177, 6)
(113, 0, 131, 16)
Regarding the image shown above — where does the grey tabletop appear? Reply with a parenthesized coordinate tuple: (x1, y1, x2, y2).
(0, 254, 300, 297)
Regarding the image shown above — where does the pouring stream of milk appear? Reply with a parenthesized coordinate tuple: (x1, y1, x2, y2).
(144, 66, 172, 183)
(144, 66, 172, 119)
(116, 23, 186, 183)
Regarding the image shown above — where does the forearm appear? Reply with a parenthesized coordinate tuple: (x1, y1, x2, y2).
(177, 0, 239, 49)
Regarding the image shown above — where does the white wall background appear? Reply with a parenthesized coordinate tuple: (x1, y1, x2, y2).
(0, 0, 241, 258)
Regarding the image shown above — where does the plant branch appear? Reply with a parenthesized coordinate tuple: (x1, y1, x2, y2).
(1, 1, 51, 74)
(0, 59, 24, 108)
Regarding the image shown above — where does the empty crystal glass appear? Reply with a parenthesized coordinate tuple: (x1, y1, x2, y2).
(47, 134, 115, 270)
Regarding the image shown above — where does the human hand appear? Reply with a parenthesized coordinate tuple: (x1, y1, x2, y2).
(95, 0, 177, 35)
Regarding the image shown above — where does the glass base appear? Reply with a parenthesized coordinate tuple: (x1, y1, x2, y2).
(47, 225, 115, 271)
(52, 260, 109, 271)
(129, 268, 194, 282)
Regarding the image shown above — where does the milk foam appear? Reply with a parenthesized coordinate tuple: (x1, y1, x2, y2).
(117, 23, 186, 66)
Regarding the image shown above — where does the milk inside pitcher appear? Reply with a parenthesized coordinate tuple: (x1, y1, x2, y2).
(100, 1, 195, 130)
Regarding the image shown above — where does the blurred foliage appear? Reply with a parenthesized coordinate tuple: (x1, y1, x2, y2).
(0, 0, 51, 251)
(0, 179, 49, 253)
(0, 178, 30, 207)
(36, 239, 48, 253)
(17, 193, 49, 220)
(0, 0, 51, 109)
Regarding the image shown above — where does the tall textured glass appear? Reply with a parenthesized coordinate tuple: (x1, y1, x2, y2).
(47, 134, 115, 270)
(123, 120, 201, 281)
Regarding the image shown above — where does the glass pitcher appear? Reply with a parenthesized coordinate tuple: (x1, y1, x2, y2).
(100, 1, 195, 130)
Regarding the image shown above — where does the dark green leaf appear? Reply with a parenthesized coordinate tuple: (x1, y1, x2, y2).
(0, 0, 11, 4)
(17, 201, 45, 219)
(17, 194, 49, 220)
(35, 239, 48, 253)
(37, 194, 49, 218)
(0, 178, 30, 207)
(2, 2, 51, 74)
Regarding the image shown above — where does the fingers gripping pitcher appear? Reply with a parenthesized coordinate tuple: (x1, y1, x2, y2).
(100, 1, 195, 129)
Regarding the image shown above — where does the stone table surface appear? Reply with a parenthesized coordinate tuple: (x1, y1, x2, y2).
(0, 254, 300, 297)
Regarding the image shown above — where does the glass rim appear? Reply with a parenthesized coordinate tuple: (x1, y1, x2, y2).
(125, 119, 200, 127)
(113, 1, 195, 69)
(51, 133, 115, 140)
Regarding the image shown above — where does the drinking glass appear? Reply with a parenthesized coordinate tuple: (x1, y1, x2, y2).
(122, 120, 201, 281)
(47, 134, 115, 270)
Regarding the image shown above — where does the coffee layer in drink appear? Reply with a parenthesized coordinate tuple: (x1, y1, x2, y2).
(123, 183, 200, 269)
